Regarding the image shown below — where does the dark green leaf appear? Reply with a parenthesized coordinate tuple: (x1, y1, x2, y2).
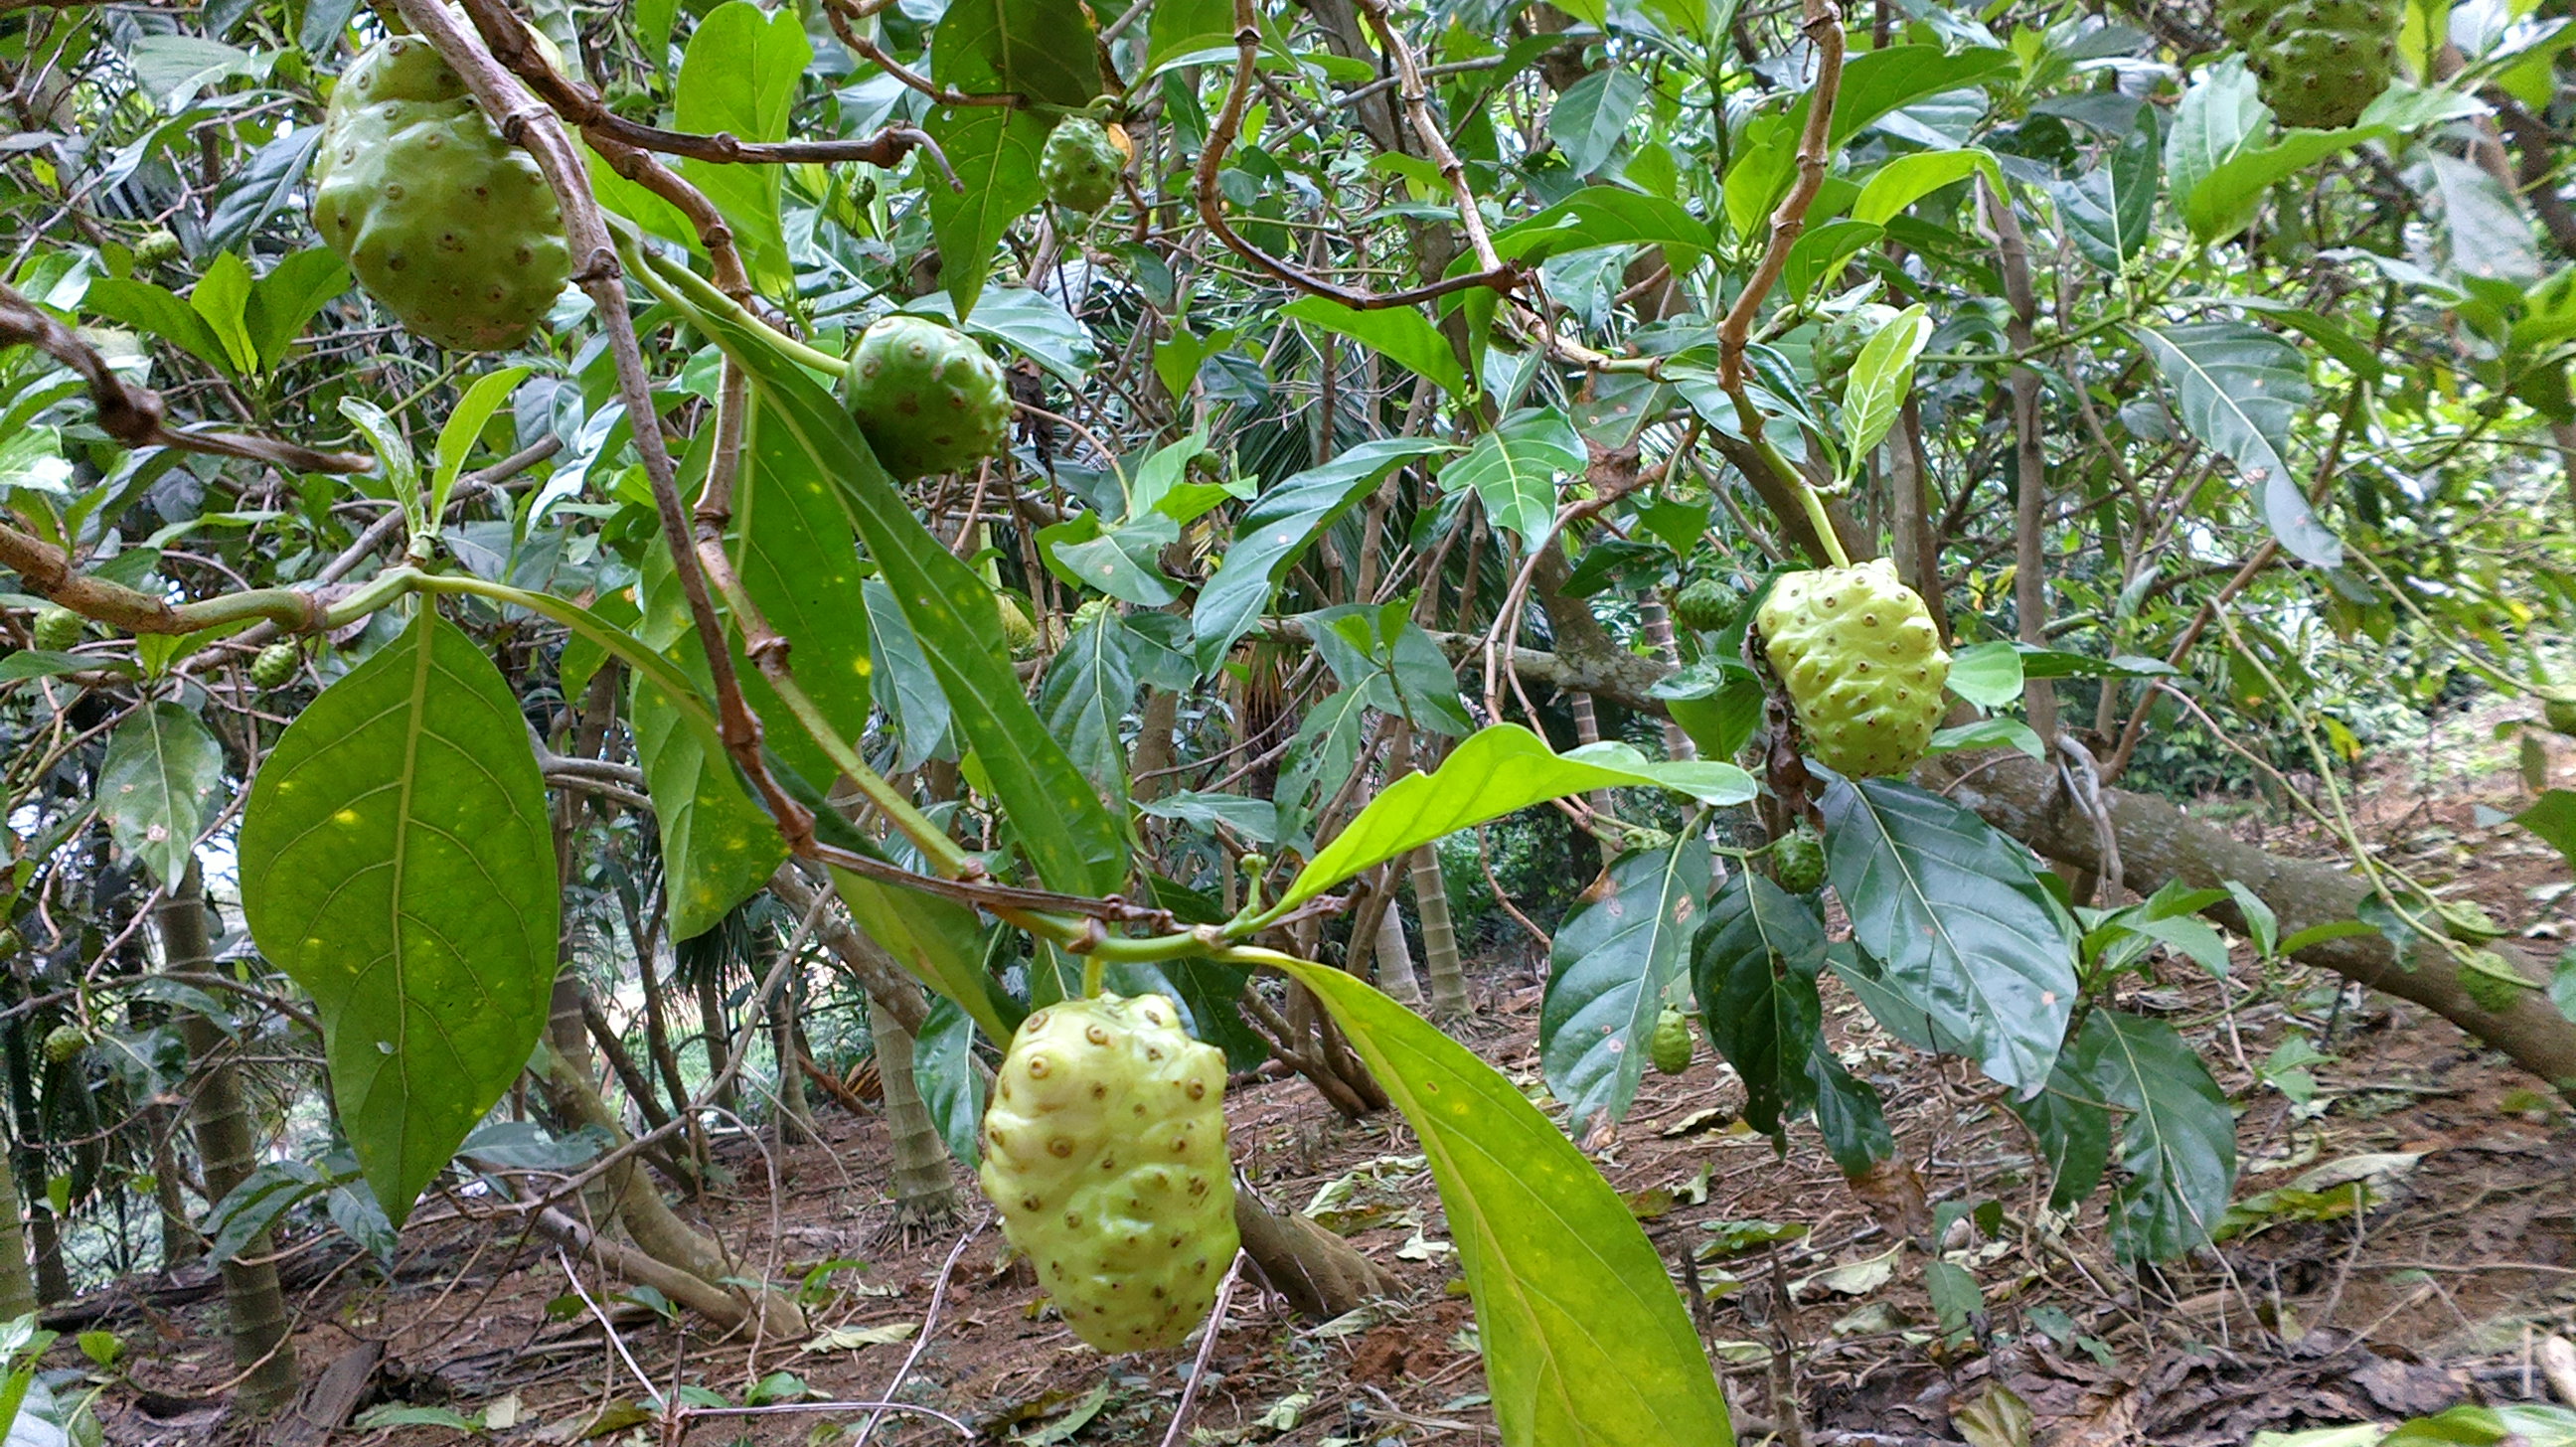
(929, 0, 1102, 106)
(1820, 777, 2078, 1093)
(1193, 437, 1450, 671)
(2516, 789, 2576, 871)
(920, 105, 1051, 322)
(1038, 606, 1138, 800)
(1487, 187, 1717, 265)
(2007, 1055, 2112, 1211)
(675, 1, 808, 290)
(1443, 406, 1582, 547)
(1542, 836, 1710, 1127)
(202, 128, 324, 254)
(733, 402, 876, 787)
(239, 609, 560, 1222)
(1281, 296, 1469, 399)
(2074, 1009, 2235, 1261)
(912, 997, 986, 1168)
(2055, 118, 2158, 269)
(1691, 871, 1828, 1136)
(1549, 68, 1645, 176)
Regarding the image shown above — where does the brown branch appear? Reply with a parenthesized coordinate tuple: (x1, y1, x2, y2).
(1718, 0, 1845, 395)
(1195, 3, 1524, 309)
(459, 0, 950, 174)
(0, 283, 372, 475)
(0, 521, 327, 635)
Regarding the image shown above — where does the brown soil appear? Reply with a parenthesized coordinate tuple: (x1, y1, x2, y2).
(72, 724, 2576, 1445)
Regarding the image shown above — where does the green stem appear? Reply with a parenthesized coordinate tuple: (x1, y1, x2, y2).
(614, 227, 850, 380)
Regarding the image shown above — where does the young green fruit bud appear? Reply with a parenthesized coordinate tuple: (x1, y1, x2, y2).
(1649, 1007, 1693, 1076)
(1771, 827, 1828, 893)
(1041, 117, 1125, 214)
(249, 642, 301, 690)
(42, 1026, 87, 1064)
(31, 606, 82, 652)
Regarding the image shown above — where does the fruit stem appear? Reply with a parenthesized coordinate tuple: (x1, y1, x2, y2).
(615, 225, 851, 379)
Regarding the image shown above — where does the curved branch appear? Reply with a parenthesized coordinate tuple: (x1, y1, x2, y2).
(0, 283, 373, 475)
(1717, 0, 1845, 394)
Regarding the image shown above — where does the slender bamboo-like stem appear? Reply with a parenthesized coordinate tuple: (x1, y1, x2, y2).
(866, 997, 959, 1224)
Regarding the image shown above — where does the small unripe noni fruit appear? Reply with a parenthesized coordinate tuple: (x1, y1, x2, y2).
(1813, 302, 1901, 398)
(249, 643, 301, 690)
(1041, 117, 1124, 214)
(1671, 573, 1741, 634)
(977, 992, 1237, 1352)
(1756, 560, 1951, 779)
(843, 315, 1012, 479)
(308, 35, 572, 351)
(2539, 686, 2576, 738)
(42, 1026, 87, 1064)
(1649, 1007, 1693, 1076)
(133, 230, 183, 266)
(1771, 826, 1827, 893)
(31, 606, 81, 652)
(2240, 0, 2398, 130)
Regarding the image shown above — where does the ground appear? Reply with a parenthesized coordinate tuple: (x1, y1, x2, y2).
(61, 718, 2576, 1445)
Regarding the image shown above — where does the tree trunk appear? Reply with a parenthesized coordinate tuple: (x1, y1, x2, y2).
(1372, 897, 1425, 1009)
(866, 993, 958, 1225)
(158, 865, 299, 1415)
(1233, 1191, 1397, 1318)
(1922, 749, 2576, 1098)
(0, 1115, 36, 1320)
(1409, 844, 1469, 1017)
(145, 1104, 197, 1271)
(696, 972, 736, 1113)
(536, 1039, 808, 1337)
(769, 972, 817, 1147)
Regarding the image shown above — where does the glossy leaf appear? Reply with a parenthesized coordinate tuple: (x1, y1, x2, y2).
(1281, 296, 1469, 399)
(429, 366, 529, 527)
(238, 609, 559, 1222)
(2073, 1009, 2236, 1261)
(2007, 1054, 2112, 1212)
(675, 2, 806, 291)
(97, 702, 223, 887)
(1838, 303, 1931, 477)
(732, 402, 875, 787)
(1540, 836, 1710, 1128)
(1487, 187, 1718, 264)
(2055, 119, 2158, 269)
(1276, 725, 1752, 914)
(929, 0, 1102, 106)
(920, 105, 1050, 322)
(1445, 407, 1582, 547)
(1549, 67, 1645, 176)
(2137, 320, 2336, 566)
(832, 868, 1013, 1045)
(1038, 606, 1138, 800)
(1853, 148, 2001, 227)
(1691, 871, 1828, 1136)
(1820, 776, 2078, 1094)
(1277, 960, 1732, 1447)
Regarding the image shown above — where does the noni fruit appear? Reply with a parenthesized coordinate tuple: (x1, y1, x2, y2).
(1756, 560, 1951, 779)
(1814, 302, 1901, 399)
(1042, 117, 1125, 214)
(249, 643, 301, 690)
(978, 992, 1237, 1353)
(1772, 826, 1827, 893)
(1649, 1007, 1693, 1076)
(2237, 0, 2397, 130)
(1671, 573, 1742, 634)
(844, 315, 1013, 479)
(310, 35, 571, 352)
(30, 606, 81, 652)
(41, 1026, 86, 1064)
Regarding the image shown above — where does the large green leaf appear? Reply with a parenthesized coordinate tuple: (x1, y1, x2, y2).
(1193, 437, 1451, 672)
(912, 997, 987, 1167)
(97, 702, 224, 887)
(1819, 777, 2077, 1094)
(1548, 67, 1645, 177)
(734, 402, 875, 787)
(920, 105, 1050, 322)
(1838, 303, 1931, 479)
(1275, 725, 1752, 914)
(2073, 1009, 2236, 1261)
(1690, 871, 1829, 1137)
(1486, 187, 1718, 265)
(1276, 961, 1732, 1447)
(1539, 835, 1709, 1128)
(1037, 606, 1137, 801)
(1280, 296, 1469, 399)
(2136, 320, 2336, 566)
(832, 868, 1013, 1045)
(2006, 1054, 2112, 1213)
(238, 608, 560, 1223)
(675, 1, 807, 291)
(1443, 407, 1582, 547)
(655, 270, 1128, 897)
(929, 0, 1102, 106)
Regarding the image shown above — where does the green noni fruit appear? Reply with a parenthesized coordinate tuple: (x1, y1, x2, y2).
(249, 643, 300, 690)
(1671, 573, 1742, 634)
(1772, 826, 1827, 893)
(1649, 1007, 1694, 1076)
(2240, 0, 2397, 130)
(42, 1026, 86, 1064)
(2542, 685, 2576, 738)
(844, 315, 1013, 479)
(310, 35, 571, 352)
(1041, 117, 1125, 214)
(31, 607, 81, 652)
(1757, 560, 1952, 779)
(1814, 302, 1901, 398)
(978, 992, 1237, 1353)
